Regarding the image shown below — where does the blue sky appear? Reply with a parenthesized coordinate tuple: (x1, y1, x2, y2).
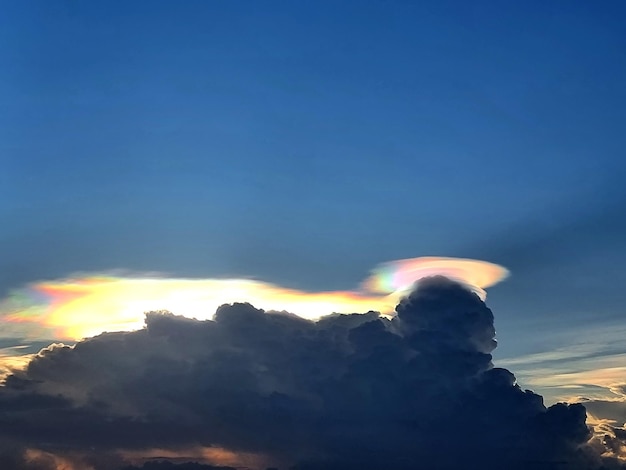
(2, 1, 626, 396)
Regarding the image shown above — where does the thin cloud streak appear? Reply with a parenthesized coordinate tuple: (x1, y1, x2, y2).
(497, 322, 626, 404)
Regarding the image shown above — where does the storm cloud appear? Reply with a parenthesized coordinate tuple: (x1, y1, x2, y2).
(0, 277, 618, 469)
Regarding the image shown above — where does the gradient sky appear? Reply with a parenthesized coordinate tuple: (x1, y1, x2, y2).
(2, 0, 626, 408)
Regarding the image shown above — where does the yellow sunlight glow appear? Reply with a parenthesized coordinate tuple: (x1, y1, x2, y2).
(0, 257, 508, 341)
(3, 277, 397, 340)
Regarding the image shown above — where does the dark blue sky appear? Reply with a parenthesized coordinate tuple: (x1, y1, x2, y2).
(2, 1, 626, 361)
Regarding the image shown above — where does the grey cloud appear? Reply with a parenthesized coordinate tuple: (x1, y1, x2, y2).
(0, 277, 616, 469)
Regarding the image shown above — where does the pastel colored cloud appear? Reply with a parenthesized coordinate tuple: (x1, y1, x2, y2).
(0, 257, 508, 341)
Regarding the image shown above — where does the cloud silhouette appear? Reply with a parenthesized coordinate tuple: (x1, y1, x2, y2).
(0, 277, 617, 469)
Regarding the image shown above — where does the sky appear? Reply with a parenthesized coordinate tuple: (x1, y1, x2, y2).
(2, 1, 626, 469)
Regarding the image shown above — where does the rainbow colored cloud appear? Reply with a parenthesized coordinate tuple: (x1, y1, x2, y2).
(0, 257, 508, 341)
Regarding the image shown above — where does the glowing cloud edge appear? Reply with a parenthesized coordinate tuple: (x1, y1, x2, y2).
(0, 257, 509, 341)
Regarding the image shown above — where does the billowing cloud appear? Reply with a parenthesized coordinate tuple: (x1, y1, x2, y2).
(0, 276, 613, 469)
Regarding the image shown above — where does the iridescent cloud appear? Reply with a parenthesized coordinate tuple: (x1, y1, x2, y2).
(363, 256, 509, 300)
(0, 257, 508, 341)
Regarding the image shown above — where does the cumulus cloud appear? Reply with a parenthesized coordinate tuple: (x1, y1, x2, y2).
(0, 276, 617, 469)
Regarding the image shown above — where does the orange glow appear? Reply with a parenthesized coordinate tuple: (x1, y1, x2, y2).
(24, 448, 89, 470)
(121, 445, 274, 469)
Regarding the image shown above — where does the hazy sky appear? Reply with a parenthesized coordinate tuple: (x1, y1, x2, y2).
(2, 2, 626, 469)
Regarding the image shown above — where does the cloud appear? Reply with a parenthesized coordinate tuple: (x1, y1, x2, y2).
(362, 256, 509, 299)
(495, 322, 626, 405)
(0, 257, 507, 342)
(0, 277, 615, 469)
(0, 276, 396, 342)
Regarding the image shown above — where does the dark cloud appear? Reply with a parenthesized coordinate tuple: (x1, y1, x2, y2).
(0, 277, 620, 469)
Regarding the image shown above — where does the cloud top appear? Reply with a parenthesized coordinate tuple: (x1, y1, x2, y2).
(363, 256, 509, 299)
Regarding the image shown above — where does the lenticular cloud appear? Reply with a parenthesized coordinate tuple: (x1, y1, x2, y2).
(362, 256, 509, 300)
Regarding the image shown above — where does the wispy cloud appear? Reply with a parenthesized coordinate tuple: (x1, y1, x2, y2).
(497, 322, 626, 404)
